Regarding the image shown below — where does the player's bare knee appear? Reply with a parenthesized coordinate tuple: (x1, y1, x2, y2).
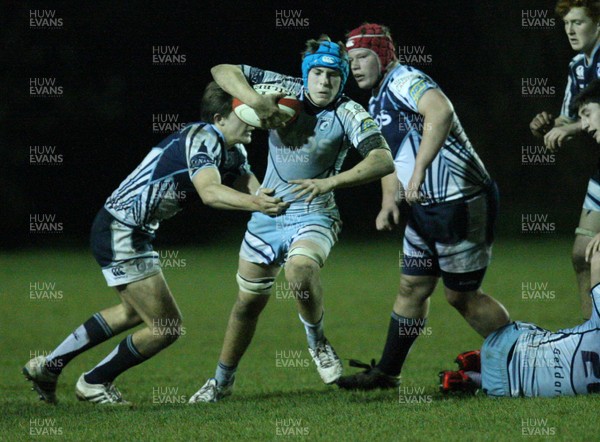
(398, 275, 435, 301)
(285, 256, 319, 288)
(445, 289, 477, 310)
(232, 293, 269, 321)
(121, 302, 142, 326)
(150, 313, 183, 346)
(157, 326, 181, 347)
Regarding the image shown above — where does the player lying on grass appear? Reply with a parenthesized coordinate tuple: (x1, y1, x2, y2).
(529, 0, 600, 319)
(188, 36, 394, 403)
(336, 23, 509, 391)
(441, 247, 600, 397)
(441, 79, 600, 397)
(22, 82, 288, 405)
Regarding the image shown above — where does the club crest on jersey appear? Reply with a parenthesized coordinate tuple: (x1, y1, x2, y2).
(318, 118, 332, 131)
(576, 65, 585, 79)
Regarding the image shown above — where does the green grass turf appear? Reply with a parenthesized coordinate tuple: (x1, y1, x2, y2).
(1, 237, 599, 441)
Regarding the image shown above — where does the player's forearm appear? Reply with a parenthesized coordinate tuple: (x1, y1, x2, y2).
(554, 115, 576, 128)
(199, 183, 260, 211)
(555, 119, 582, 134)
(414, 109, 453, 174)
(246, 174, 261, 195)
(380, 172, 399, 206)
(233, 174, 260, 195)
(211, 64, 262, 107)
(330, 149, 394, 190)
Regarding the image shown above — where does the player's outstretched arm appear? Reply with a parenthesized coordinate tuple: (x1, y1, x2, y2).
(211, 64, 289, 128)
(375, 172, 401, 231)
(290, 135, 394, 203)
(193, 167, 288, 215)
(405, 88, 454, 204)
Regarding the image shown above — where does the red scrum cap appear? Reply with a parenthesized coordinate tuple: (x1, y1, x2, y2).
(345, 23, 397, 75)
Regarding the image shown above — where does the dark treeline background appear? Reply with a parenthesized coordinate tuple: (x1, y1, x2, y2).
(3, 0, 597, 249)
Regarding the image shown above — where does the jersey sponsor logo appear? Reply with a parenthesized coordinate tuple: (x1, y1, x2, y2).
(576, 65, 585, 79)
(552, 348, 566, 395)
(390, 75, 411, 92)
(360, 118, 378, 133)
(409, 79, 428, 103)
(189, 152, 215, 168)
(374, 110, 392, 128)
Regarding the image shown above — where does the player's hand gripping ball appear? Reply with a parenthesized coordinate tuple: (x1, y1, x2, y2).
(232, 84, 303, 128)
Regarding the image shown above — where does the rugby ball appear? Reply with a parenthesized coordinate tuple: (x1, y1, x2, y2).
(232, 84, 302, 128)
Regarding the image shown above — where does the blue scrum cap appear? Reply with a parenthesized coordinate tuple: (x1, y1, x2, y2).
(301, 40, 349, 100)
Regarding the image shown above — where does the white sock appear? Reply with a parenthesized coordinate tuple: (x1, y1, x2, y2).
(298, 312, 324, 349)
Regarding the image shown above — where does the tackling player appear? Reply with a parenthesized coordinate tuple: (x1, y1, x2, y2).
(529, 0, 600, 318)
(22, 82, 288, 404)
(337, 23, 510, 390)
(188, 36, 394, 403)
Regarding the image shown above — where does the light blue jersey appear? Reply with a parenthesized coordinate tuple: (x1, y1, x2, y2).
(482, 285, 600, 397)
(237, 65, 387, 266)
(240, 65, 384, 215)
(369, 64, 491, 204)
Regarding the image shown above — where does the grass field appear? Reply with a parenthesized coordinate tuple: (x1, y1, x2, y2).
(2, 237, 599, 441)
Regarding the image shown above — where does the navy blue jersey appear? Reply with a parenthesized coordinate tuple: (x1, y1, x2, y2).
(104, 123, 252, 231)
(561, 44, 600, 119)
(369, 64, 490, 205)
